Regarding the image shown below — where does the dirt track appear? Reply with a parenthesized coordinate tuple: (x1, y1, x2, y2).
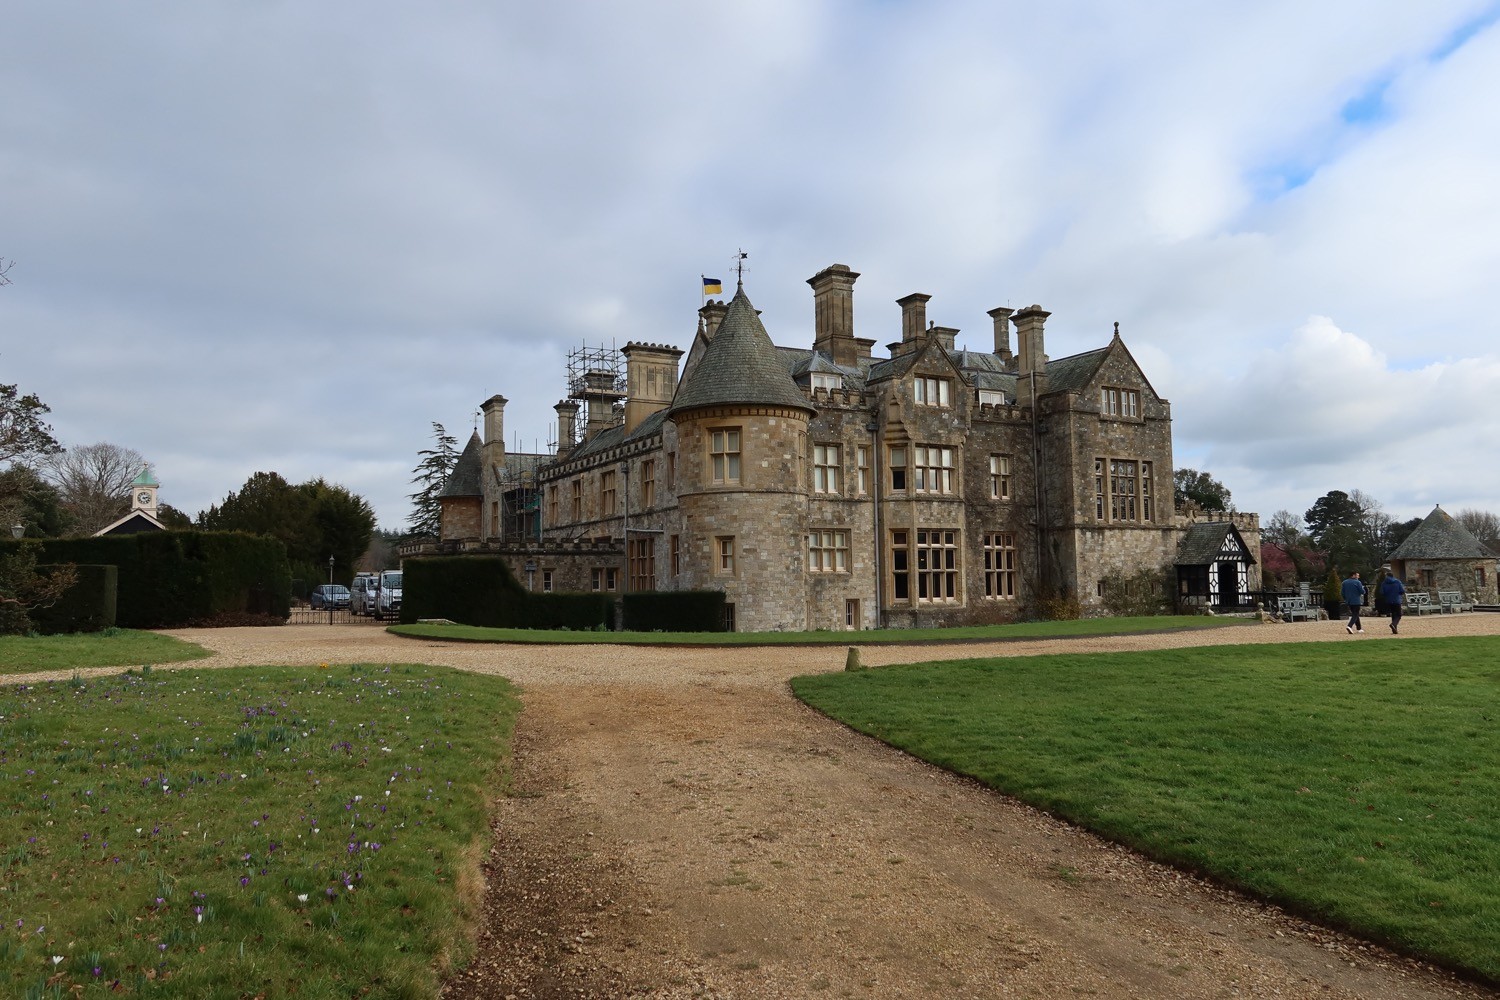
(107, 615, 1500, 997)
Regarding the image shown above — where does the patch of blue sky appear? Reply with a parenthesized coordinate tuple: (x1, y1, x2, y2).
(1247, 159, 1319, 200)
(1427, 3, 1500, 62)
(1339, 76, 1393, 126)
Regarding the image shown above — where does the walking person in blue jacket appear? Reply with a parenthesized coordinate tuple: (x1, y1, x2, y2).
(1381, 572, 1407, 635)
(1341, 570, 1367, 634)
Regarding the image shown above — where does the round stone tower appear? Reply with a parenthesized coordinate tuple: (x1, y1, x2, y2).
(667, 287, 814, 631)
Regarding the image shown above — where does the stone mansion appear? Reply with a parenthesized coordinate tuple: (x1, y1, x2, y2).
(420, 264, 1259, 631)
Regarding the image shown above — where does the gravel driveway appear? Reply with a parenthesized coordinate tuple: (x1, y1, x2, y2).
(91, 614, 1500, 997)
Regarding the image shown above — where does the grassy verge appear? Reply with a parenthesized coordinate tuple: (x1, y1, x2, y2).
(0, 630, 209, 676)
(389, 614, 1248, 646)
(0, 662, 519, 998)
(791, 637, 1500, 982)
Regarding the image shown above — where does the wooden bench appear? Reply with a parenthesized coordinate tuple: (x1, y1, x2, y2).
(1276, 596, 1319, 622)
(1407, 592, 1442, 615)
(1438, 591, 1474, 613)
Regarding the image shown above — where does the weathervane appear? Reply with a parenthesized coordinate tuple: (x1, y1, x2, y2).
(734, 248, 749, 291)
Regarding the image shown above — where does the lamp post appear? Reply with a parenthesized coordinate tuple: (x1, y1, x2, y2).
(328, 555, 335, 585)
(10, 524, 22, 540)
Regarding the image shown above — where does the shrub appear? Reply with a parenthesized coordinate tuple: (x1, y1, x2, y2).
(400, 556, 524, 626)
(0, 548, 78, 635)
(1099, 567, 1172, 617)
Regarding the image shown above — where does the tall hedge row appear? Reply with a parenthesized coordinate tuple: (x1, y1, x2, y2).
(622, 590, 726, 632)
(0, 531, 291, 629)
(401, 557, 730, 632)
(400, 556, 618, 630)
(32, 564, 117, 635)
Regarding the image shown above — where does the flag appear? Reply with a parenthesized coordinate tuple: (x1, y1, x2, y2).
(702, 277, 723, 295)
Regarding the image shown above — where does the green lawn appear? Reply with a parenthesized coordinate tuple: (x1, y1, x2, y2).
(390, 614, 1247, 646)
(0, 630, 209, 676)
(791, 636, 1500, 982)
(0, 663, 519, 998)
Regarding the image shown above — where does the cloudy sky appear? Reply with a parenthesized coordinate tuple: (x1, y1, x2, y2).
(3, 1, 1498, 531)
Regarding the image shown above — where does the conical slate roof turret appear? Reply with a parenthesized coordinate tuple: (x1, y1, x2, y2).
(667, 289, 813, 417)
(1387, 505, 1497, 561)
(437, 432, 484, 498)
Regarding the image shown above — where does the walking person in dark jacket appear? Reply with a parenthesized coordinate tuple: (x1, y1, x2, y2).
(1341, 571, 1367, 634)
(1381, 573, 1407, 634)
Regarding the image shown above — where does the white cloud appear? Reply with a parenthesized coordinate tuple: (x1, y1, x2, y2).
(2, 1, 1499, 528)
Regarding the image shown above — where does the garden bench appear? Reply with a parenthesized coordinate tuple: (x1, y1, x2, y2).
(1407, 592, 1442, 615)
(1438, 591, 1473, 613)
(1276, 596, 1319, 622)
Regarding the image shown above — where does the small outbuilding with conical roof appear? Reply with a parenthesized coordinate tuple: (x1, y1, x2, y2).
(1386, 504, 1498, 604)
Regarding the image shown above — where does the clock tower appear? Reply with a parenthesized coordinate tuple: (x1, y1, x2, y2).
(130, 465, 160, 518)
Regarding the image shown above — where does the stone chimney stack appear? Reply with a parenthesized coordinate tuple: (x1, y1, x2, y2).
(930, 325, 958, 352)
(480, 395, 507, 478)
(987, 306, 1014, 366)
(897, 293, 930, 345)
(699, 300, 729, 340)
(621, 341, 684, 435)
(808, 263, 860, 367)
(579, 370, 625, 440)
(554, 400, 580, 457)
(1013, 305, 1051, 403)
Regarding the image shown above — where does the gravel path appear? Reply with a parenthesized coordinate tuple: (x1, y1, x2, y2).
(41, 615, 1500, 998)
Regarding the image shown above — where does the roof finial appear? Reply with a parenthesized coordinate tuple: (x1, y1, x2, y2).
(734, 248, 749, 291)
(1113, 321, 1120, 339)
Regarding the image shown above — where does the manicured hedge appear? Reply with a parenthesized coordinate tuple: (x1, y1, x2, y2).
(525, 592, 616, 631)
(401, 556, 618, 630)
(0, 532, 291, 629)
(622, 590, 726, 632)
(31, 564, 118, 635)
(400, 556, 525, 627)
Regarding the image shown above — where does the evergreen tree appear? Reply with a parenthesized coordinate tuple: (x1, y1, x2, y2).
(1172, 468, 1233, 511)
(406, 422, 458, 538)
(197, 472, 375, 586)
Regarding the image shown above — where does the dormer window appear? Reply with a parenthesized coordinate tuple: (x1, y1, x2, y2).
(811, 372, 841, 392)
(978, 389, 1006, 406)
(914, 376, 951, 407)
(1101, 386, 1140, 418)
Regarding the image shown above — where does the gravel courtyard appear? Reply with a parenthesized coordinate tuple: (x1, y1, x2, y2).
(50, 614, 1500, 998)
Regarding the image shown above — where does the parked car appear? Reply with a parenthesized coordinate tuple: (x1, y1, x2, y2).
(351, 573, 379, 616)
(309, 584, 351, 609)
(375, 570, 403, 620)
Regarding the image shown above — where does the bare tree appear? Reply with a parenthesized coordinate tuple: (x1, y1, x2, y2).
(43, 442, 147, 536)
(1455, 508, 1500, 550)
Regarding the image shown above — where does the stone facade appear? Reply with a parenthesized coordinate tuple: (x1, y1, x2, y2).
(417, 264, 1260, 632)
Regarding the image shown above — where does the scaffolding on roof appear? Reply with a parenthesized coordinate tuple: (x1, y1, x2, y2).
(563, 342, 625, 447)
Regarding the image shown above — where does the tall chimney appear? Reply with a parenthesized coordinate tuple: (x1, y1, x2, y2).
(987, 306, 1014, 366)
(896, 293, 930, 345)
(580, 370, 624, 440)
(808, 263, 860, 367)
(699, 300, 729, 340)
(480, 395, 507, 479)
(554, 400, 579, 457)
(621, 341, 684, 434)
(1013, 305, 1051, 403)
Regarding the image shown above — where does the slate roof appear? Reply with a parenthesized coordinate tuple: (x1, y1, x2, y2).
(1176, 522, 1252, 565)
(666, 290, 814, 416)
(437, 432, 483, 498)
(566, 408, 669, 462)
(1042, 347, 1110, 394)
(1387, 505, 1498, 561)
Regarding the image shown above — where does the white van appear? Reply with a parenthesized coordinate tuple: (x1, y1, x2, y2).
(351, 573, 380, 616)
(375, 569, 403, 621)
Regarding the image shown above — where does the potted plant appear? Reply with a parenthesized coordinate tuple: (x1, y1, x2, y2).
(1322, 568, 1343, 620)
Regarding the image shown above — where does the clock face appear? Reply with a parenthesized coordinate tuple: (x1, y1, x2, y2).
(138, 491, 153, 504)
